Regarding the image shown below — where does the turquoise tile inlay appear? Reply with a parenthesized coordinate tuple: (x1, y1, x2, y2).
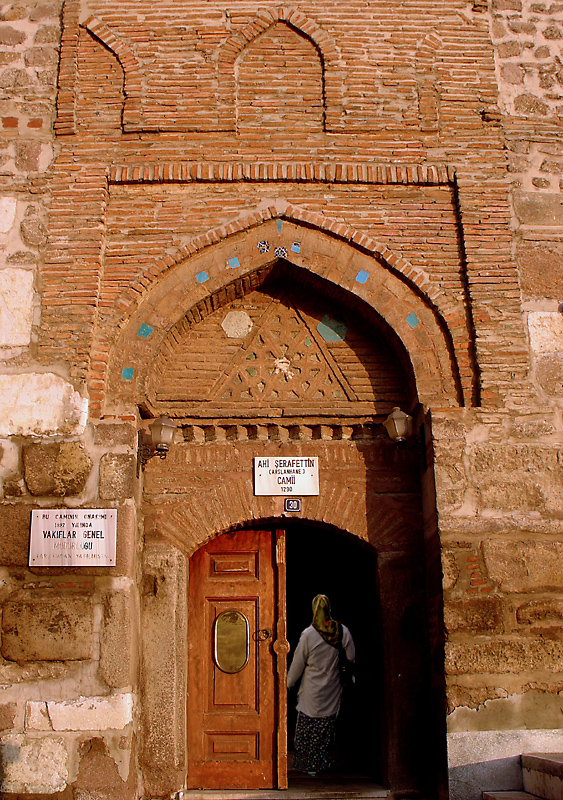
(291, 242, 301, 253)
(317, 315, 348, 342)
(121, 367, 134, 380)
(137, 323, 154, 339)
(355, 269, 369, 284)
(276, 220, 283, 233)
(196, 271, 210, 283)
(406, 312, 419, 328)
(228, 257, 240, 269)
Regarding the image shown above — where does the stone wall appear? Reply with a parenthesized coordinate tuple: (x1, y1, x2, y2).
(0, 0, 562, 798)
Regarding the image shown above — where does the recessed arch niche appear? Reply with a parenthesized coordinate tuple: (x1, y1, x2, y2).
(145, 262, 415, 423)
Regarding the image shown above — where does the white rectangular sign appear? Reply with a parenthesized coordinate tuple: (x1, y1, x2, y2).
(29, 509, 117, 567)
(254, 457, 319, 496)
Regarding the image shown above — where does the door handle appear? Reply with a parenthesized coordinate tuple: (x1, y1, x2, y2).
(255, 629, 272, 641)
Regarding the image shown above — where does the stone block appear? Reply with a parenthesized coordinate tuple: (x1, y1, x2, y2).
(15, 139, 41, 171)
(483, 539, 563, 592)
(536, 354, 563, 396)
(74, 736, 135, 798)
(93, 422, 136, 448)
(1, 591, 94, 662)
(26, 701, 51, 731)
(514, 93, 550, 116)
(472, 443, 563, 512)
(100, 592, 136, 688)
(430, 417, 468, 511)
(517, 598, 563, 625)
(20, 215, 47, 247)
(23, 441, 92, 497)
(448, 689, 563, 732)
(441, 551, 459, 591)
(444, 596, 503, 634)
(0, 503, 32, 566)
(445, 638, 563, 675)
(99, 454, 135, 501)
(0, 197, 17, 233)
(518, 242, 563, 300)
(528, 311, 563, 353)
(0, 702, 17, 731)
(113, 501, 136, 577)
(140, 542, 187, 796)
(0, 373, 88, 437)
(0, 734, 69, 794)
(42, 693, 133, 731)
(514, 191, 563, 225)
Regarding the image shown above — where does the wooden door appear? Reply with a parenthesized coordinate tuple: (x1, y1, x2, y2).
(187, 529, 287, 789)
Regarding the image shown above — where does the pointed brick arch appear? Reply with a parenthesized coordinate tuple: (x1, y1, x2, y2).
(97, 211, 473, 417)
(217, 7, 345, 131)
(143, 452, 421, 559)
(81, 16, 145, 130)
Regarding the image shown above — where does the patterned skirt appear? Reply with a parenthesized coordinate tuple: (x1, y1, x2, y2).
(292, 711, 337, 774)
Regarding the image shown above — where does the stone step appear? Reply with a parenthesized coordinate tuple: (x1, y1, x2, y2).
(522, 754, 563, 800)
(173, 790, 390, 800)
(483, 792, 542, 800)
(169, 778, 391, 800)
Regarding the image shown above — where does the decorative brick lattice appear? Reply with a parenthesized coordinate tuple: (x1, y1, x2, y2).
(209, 298, 356, 407)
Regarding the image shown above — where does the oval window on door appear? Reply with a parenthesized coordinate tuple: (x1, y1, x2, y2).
(214, 610, 249, 674)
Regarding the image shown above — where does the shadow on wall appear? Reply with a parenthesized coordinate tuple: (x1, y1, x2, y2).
(449, 756, 523, 800)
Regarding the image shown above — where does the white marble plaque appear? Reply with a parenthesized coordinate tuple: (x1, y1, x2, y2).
(254, 457, 319, 496)
(29, 509, 117, 567)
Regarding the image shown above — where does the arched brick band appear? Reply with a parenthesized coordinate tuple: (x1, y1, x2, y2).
(217, 6, 345, 131)
(81, 16, 145, 130)
(143, 451, 422, 558)
(96, 211, 472, 416)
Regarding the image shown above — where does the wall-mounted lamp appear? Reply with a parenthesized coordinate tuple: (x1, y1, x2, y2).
(383, 407, 414, 443)
(137, 415, 178, 474)
(383, 407, 428, 470)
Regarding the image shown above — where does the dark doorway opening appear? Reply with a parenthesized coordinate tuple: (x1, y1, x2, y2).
(285, 522, 383, 785)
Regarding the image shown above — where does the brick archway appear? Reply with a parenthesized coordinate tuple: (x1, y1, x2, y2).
(140, 426, 443, 797)
(101, 216, 471, 416)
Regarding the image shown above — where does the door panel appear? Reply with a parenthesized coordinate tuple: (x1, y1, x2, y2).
(187, 529, 284, 789)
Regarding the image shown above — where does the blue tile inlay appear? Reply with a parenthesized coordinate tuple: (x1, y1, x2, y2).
(228, 256, 240, 269)
(355, 269, 369, 284)
(196, 270, 210, 283)
(406, 312, 419, 328)
(121, 367, 134, 381)
(276, 220, 283, 233)
(317, 315, 348, 342)
(137, 323, 154, 339)
(291, 242, 301, 253)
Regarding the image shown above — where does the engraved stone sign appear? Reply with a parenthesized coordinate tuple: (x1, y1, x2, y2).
(29, 509, 117, 567)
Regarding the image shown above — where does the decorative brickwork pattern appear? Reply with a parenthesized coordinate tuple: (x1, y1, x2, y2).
(99, 215, 468, 418)
(148, 282, 410, 419)
(142, 435, 422, 557)
(82, 16, 145, 130)
(217, 7, 344, 132)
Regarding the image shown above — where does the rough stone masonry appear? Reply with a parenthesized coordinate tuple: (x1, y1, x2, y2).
(0, 0, 563, 798)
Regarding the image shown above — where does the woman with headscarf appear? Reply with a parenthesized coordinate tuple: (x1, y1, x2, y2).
(287, 594, 355, 776)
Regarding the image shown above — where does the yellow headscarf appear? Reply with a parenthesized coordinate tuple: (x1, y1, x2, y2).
(311, 594, 341, 647)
